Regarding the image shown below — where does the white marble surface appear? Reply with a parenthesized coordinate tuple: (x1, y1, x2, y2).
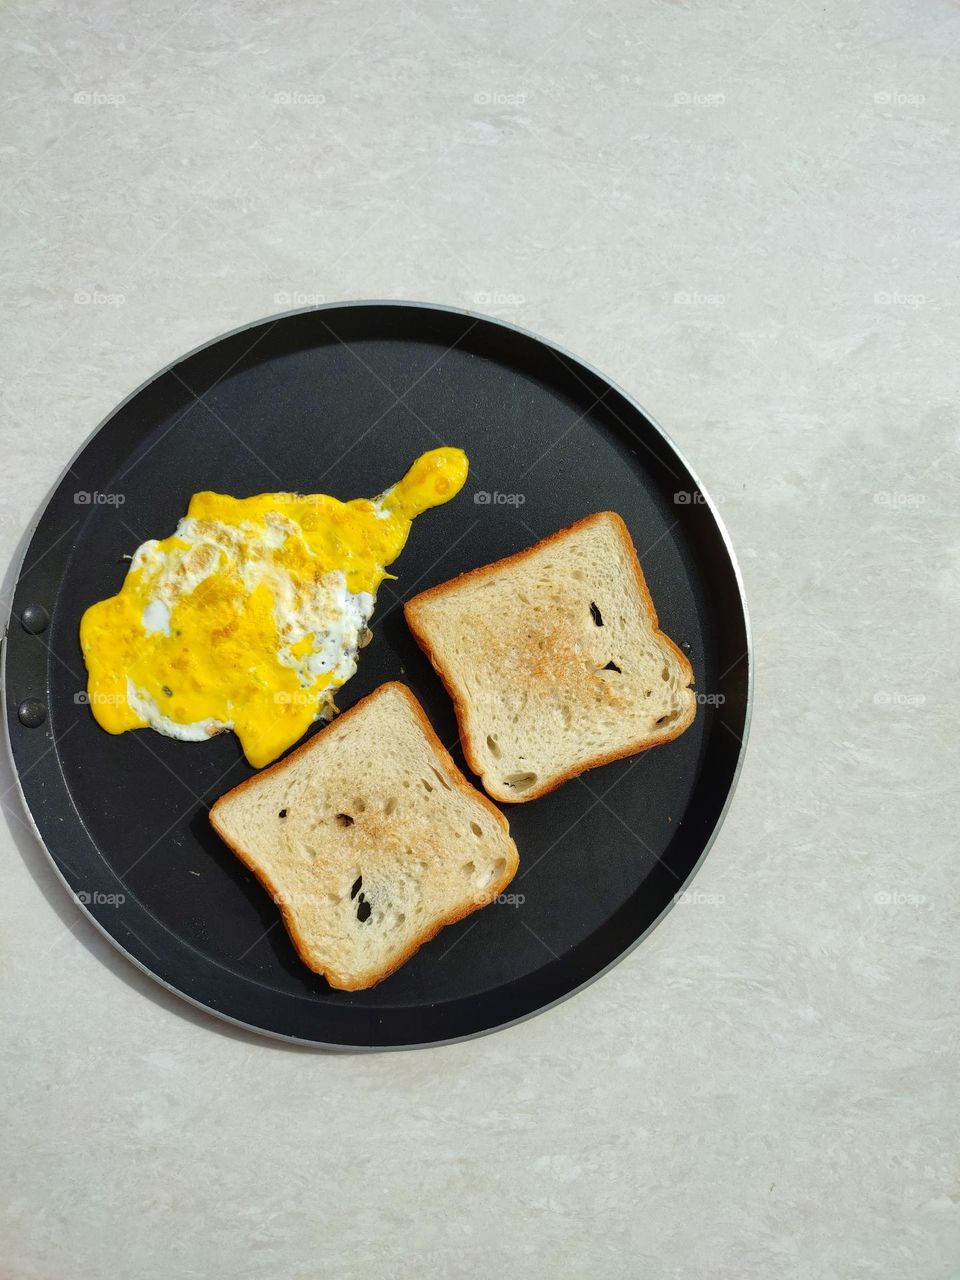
(1, 2, 958, 1277)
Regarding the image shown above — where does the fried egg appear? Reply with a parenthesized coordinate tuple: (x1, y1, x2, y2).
(79, 448, 468, 767)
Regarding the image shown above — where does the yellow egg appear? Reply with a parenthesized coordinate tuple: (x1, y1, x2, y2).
(79, 448, 469, 768)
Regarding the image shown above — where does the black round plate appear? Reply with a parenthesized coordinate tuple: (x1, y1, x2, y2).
(3, 303, 751, 1049)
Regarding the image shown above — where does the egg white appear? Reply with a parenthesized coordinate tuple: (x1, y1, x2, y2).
(129, 516, 377, 741)
(127, 680, 231, 742)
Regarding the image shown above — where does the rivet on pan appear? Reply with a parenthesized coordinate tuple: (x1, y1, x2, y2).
(20, 605, 49, 634)
(18, 698, 46, 728)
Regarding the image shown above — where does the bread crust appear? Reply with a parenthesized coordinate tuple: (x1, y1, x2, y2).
(209, 681, 519, 990)
(404, 512, 696, 803)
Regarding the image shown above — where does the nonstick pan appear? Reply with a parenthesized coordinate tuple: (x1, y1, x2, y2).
(3, 302, 751, 1049)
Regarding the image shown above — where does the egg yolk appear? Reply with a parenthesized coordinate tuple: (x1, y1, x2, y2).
(79, 447, 468, 768)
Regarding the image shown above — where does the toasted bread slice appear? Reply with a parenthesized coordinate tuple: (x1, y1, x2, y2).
(404, 512, 695, 803)
(209, 682, 519, 991)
